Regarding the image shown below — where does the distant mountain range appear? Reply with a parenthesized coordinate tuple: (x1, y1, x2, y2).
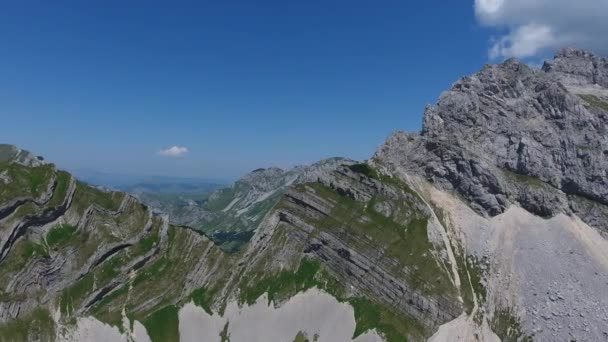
(69, 168, 227, 190)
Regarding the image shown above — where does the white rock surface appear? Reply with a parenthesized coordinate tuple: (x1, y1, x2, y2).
(179, 288, 383, 342)
(426, 181, 608, 341)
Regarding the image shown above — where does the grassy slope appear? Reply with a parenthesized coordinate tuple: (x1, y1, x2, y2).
(579, 94, 608, 112)
(289, 181, 456, 299)
(0, 161, 55, 204)
(0, 160, 462, 342)
(237, 164, 460, 341)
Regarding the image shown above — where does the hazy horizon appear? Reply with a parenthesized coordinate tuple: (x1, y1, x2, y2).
(3, 1, 606, 179)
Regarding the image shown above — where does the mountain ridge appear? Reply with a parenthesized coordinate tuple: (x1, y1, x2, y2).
(1, 48, 608, 341)
(374, 48, 608, 234)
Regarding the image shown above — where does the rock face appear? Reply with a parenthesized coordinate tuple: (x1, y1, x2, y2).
(543, 48, 608, 88)
(375, 48, 608, 234)
(273, 166, 463, 327)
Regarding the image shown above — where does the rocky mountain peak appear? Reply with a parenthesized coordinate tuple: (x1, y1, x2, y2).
(376, 49, 608, 232)
(543, 47, 608, 87)
(239, 167, 287, 190)
(555, 47, 597, 59)
(0, 144, 46, 167)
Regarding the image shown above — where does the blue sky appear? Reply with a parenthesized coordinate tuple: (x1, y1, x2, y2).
(2, 1, 604, 180)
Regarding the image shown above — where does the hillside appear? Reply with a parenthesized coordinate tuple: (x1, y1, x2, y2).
(0, 148, 456, 342)
(1, 48, 608, 342)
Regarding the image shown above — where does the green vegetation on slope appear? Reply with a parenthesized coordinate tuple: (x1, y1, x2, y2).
(491, 309, 533, 342)
(240, 258, 341, 305)
(71, 181, 124, 214)
(579, 94, 608, 112)
(350, 298, 410, 342)
(290, 181, 456, 299)
(0, 160, 449, 342)
(46, 224, 78, 248)
(142, 305, 179, 342)
(60, 273, 95, 316)
(348, 163, 379, 179)
(189, 286, 218, 315)
(432, 204, 486, 315)
(0, 161, 54, 203)
(293, 331, 309, 342)
(240, 257, 425, 342)
(0, 308, 55, 342)
(132, 219, 161, 256)
(220, 321, 231, 342)
(501, 169, 547, 189)
(47, 170, 70, 207)
(90, 224, 230, 332)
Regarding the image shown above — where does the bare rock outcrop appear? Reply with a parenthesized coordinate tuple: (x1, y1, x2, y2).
(374, 49, 608, 234)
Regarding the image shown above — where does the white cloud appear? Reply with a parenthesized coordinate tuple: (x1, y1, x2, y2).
(158, 146, 189, 157)
(474, 0, 608, 59)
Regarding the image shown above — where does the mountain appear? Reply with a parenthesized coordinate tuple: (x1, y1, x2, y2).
(1, 48, 608, 342)
(69, 169, 225, 233)
(0, 144, 46, 167)
(189, 157, 353, 252)
(69, 169, 225, 190)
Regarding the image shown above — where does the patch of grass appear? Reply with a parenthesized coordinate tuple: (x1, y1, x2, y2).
(189, 287, 218, 315)
(466, 256, 486, 302)
(491, 309, 533, 342)
(48, 171, 70, 207)
(95, 254, 128, 285)
(293, 331, 309, 342)
(142, 305, 179, 342)
(348, 163, 379, 179)
(0, 308, 55, 342)
(579, 94, 608, 112)
(501, 169, 546, 189)
(71, 182, 123, 214)
(220, 321, 231, 342)
(350, 298, 415, 342)
(0, 162, 54, 204)
(27, 167, 51, 195)
(59, 273, 95, 316)
(132, 222, 161, 256)
(46, 224, 77, 248)
(240, 258, 327, 305)
(133, 257, 170, 287)
(90, 285, 129, 327)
